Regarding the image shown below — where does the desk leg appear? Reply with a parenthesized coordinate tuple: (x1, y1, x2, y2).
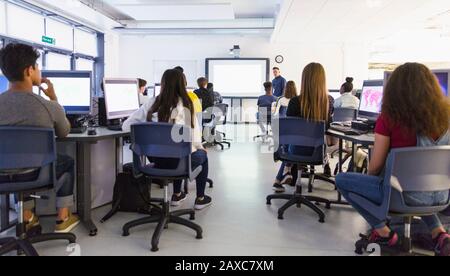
(330, 138, 349, 206)
(115, 137, 124, 174)
(76, 142, 98, 237)
(351, 143, 356, 172)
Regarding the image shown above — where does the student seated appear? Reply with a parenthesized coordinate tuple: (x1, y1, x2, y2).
(257, 82, 277, 135)
(123, 69, 212, 210)
(0, 43, 79, 233)
(334, 77, 360, 109)
(207, 83, 223, 105)
(273, 63, 332, 192)
(336, 63, 450, 256)
(274, 80, 298, 116)
(138, 78, 148, 96)
(194, 77, 214, 112)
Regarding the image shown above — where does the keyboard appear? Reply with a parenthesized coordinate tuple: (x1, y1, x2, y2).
(70, 126, 87, 134)
(329, 125, 368, 136)
(107, 125, 123, 131)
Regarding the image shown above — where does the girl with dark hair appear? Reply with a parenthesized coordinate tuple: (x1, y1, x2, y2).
(334, 77, 360, 109)
(336, 63, 450, 256)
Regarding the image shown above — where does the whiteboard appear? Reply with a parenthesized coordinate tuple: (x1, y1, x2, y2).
(206, 59, 270, 97)
(153, 60, 198, 87)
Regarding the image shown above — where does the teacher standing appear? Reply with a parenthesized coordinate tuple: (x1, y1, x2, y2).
(272, 67, 287, 98)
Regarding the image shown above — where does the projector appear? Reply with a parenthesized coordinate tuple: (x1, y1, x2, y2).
(229, 45, 241, 58)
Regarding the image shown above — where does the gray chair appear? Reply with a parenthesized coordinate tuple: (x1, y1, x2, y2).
(352, 146, 450, 255)
(0, 127, 76, 256)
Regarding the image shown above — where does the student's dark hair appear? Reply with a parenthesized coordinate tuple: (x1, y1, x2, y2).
(382, 63, 450, 137)
(207, 83, 214, 90)
(264, 82, 273, 92)
(0, 43, 40, 82)
(174, 66, 184, 73)
(197, 77, 208, 88)
(273, 67, 280, 71)
(341, 77, 354, 93)
(138, 78, 147, 88)
(147, 69, 195, 128)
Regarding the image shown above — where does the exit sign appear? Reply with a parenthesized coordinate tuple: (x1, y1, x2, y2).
(42, 36, 56, 45)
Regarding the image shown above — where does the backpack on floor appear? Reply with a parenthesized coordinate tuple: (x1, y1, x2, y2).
(100, 163, 152, 223)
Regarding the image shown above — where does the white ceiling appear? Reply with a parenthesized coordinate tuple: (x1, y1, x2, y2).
(88, 0, 282, 20)
(272, 0, 450, 43)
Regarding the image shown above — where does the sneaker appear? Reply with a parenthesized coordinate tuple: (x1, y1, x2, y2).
(55, 214, 80, 233)
(171, 192, 187, 207)
(273, 183, 286, 193)
(368, 230, 399, 247)
(434, 232, 450, 257)
(25, 214, 40, 233)
(195, 195, 212, 210)
(280, 174, 294, 187)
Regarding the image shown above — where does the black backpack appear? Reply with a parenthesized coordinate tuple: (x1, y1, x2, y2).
(101, 163, 152, 223)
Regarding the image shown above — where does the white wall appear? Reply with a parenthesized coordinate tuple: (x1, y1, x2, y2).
(116, 34, 367, 90)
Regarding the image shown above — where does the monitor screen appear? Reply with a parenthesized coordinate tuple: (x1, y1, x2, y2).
(329, 90, 341, 100)
(40, 71, 92, 115)
(103, 78, 140, 120)
(359, 80, 384, 118)
(154, 84, 161, 98)
(0, 75, 8, 94)
(433, 71, 449, 97)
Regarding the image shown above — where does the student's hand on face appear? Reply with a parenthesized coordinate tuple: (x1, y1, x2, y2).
(41, 78, 58, 101)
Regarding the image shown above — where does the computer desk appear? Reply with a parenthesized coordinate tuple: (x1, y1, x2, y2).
(57, 127, 130, 236)
(326, 130, 375, 204)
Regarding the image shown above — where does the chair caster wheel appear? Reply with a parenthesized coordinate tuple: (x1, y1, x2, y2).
(196, 234, 203, 240)
(319, 218, 325, 223)
(89, 230, 98, 237)
(151, 247, 159, 252)
(190, 215, 195, 221)
(122, 231, 130, 237)
(278, 214, 284, 220)
(326, 203, 331, 210)
(266, 200, 271, 205)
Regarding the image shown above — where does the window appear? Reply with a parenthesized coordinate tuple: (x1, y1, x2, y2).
(6, 3, 45, 43)
(46, 53, 71, 70)
(0, 1, 6, 35)
(76, 58, 94, 72)
(74, 29, 97, 56)
(46, 18, 74, 51)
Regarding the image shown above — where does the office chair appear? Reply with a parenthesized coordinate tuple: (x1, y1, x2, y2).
(330, 108, 358, 175)
(266, 117, 332, 223)
(254, 106, 273, 143)
(0, 127, 76, 256)
(203, 105, 231, 150)
(214, 103, 232, 144)
(122, 123, 203, 252)
(351, 147, 450, 255)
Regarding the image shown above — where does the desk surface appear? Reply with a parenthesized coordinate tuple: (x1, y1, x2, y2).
(327, 129, 375, 146)
(57, 127, 130, 142)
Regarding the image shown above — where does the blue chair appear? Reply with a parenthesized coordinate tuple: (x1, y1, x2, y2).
(266, 117, 332, 223)
(0, 127, 76, 256)
(349, 146, 450, 255)
(122, 123, 203, 252)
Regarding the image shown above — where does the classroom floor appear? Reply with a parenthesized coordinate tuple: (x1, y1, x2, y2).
(1, 125, 368, 256)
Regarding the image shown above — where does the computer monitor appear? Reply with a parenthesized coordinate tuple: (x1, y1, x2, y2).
(103, 78, 140, 120)
(328, 90, 341, 100)
(432, 70, 449, 97)
(0, 75, 8, 94)
(40, 71, 92, 115)
(385, 70, 449, 97)
(358, 80, 384, 120)
(154, 83, 161, 98)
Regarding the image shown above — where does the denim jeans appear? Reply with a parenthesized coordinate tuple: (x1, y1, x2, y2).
(154, 150, 209, 198)
(0, 155, 75, 210)
(336, 173, 448, 231)
(275, 145, 314, 182)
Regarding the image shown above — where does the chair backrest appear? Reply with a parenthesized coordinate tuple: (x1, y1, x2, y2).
(333, 108, 357, 122)
(384, 146, 450, 214)
(385, 146, 450, 193)
(274, 117, 326, 163)
(131, 123, 192, 177)
(212, 103, 228, 126)
(0, 127, 56, 192)
(278, 105, 288, 118)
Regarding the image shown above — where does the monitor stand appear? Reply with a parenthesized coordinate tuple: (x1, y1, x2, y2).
(67, 114, 87, 134)
(107, 119, 123, 131)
